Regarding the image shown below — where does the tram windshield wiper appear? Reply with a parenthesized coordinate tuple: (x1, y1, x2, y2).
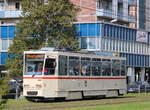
(32, 74, 36, 77)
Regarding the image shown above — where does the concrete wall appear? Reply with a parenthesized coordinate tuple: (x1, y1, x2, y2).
(145, 0, 150, 31)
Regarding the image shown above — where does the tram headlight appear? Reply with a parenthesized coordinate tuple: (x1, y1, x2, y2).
(36, 84, 42, 89)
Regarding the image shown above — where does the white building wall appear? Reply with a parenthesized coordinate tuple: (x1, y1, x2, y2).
(112, 0, 118, 19)
(145, 0, 150, 31)
(123, 0, 128, 22)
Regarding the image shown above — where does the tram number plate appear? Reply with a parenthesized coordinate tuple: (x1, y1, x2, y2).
(27, 91, 38, 95)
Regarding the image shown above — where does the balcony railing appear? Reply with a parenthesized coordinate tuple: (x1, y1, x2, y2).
(0, 10, 22, 18)
(128, 15, 136, 22)
(96, 8, 114, 19)
(117, 13, 136, 23)
(128, 0, 136, 5)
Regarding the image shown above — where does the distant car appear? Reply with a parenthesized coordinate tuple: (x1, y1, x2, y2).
(127, 81, 150, 93)
(2, 79, 23, 99)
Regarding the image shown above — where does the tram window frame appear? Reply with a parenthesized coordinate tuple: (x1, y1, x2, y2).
(91, 58, 101, 76)
(68, 56, 80, 76)
(81, 57, 91, 76)
(102, 59, 111, 76)
(121, 60, 126, 76)
(44, 58, 56, 75)
(112, 60, 121, 76)
(58, 55, 68, 76)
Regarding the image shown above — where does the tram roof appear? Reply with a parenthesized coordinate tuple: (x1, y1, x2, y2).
(24, 49, 126, 60)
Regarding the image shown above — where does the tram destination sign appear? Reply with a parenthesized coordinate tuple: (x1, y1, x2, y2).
(26, 54, 45, 60)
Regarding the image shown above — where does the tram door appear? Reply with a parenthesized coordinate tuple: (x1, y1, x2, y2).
(42, 58, 56, 97)
(44, 58, 56, 75)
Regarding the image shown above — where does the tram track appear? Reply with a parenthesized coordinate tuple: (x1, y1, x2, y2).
(5, 94, 150, 110)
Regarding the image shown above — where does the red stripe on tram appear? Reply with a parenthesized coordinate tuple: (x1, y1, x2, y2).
(23, 77, 126, 79)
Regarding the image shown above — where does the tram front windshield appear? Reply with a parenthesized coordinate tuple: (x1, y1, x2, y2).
(24, 54, 45, 75)
(24, 54, 56, 75)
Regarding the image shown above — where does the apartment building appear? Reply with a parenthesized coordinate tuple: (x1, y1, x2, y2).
(76, 22, 150, 83)
(0, 0, 22, 25)
(145, 0, 150, 31)
(0, 0, 150, 83)
(71, 0, 136, 26)
(0, 0, 21, 76)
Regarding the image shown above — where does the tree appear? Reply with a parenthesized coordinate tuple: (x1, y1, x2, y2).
(6, 0, 79, 78)
(0, 77, 9, 109)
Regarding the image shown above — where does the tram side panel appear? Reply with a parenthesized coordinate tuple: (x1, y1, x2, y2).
(42, 79, 59, 98)
(57, 78, 127, 99)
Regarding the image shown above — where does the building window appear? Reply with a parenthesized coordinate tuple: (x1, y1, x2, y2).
(118, 2, 123, 13)
(81, 37, 88, 49)
(97, 0, 112, 10)
(15, 2, 20, 10)
(2, 40, 8, 50)
(89, 38, 96, 49)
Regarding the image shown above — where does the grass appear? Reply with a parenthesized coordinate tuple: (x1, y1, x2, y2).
(71, 102, 150, 110)
(2, 93, 150, 110)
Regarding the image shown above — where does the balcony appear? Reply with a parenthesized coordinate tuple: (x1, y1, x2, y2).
(128, 0, 136, 5)
(118, 0, 123, 3)
(96, 9, 114, 19)
(117, 13, 136, 23)
(117, 13, 124, 21)
(0, 10, 22, 18)
(128, 15, 136, 22)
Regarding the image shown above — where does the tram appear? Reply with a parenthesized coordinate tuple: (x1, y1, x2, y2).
(23, 48, 127, 100)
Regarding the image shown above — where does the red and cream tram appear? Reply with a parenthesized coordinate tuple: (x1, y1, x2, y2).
(23, 49, 127, 100)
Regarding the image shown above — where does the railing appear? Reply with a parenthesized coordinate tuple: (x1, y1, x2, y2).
(128, 15, 136, 22)
(96, 8, 114, 18)
(117, 13, 136, 23)
(0, 10, 22, 18)
(96, 9, 136, 23)
(128, 0, 137, 5)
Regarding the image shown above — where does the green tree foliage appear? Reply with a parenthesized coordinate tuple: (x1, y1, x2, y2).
(7, 0, 79, 78)
(0, 77, 9, 109)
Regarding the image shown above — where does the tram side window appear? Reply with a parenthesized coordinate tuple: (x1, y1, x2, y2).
(59, 55, 67, 76)
(91, 58, 101, 76)
(102, 59, 111, 76)
(112, 60, 121, 76)
(81, 58, 91, 76)
(69, 57, 80, 76)
(121, 60, 126, 76)
(44, 58, 56, 75)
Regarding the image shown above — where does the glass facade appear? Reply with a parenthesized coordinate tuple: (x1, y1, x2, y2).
(0, 26, 15, 65)
(0, 23, 150, 68)
(77, 23, 150, 68)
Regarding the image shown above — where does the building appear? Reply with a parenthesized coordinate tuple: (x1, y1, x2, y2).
(72, 0, 150, 83)
(0, 0, 22, 25)
(0, 0, 150, 83)
(145, 0, 150, 31)
(0, 0, 21, 76)
(71, 0, 137, 26)
(76, 22, 150, 83)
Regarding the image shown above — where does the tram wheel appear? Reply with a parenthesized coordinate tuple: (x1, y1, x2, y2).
(54, 97, 65, 102)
